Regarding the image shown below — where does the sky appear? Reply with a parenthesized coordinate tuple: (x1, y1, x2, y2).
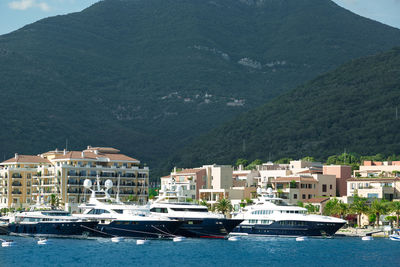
(0, 0, 400, 35)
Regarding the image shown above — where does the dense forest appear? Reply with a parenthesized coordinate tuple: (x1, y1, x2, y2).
(164, 47, 400, 173)
(1, 0, 400, 179)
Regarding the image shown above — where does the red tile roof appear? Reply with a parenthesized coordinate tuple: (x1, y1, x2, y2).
(1, 155, 50, 164)
(51, 151, 139, 162)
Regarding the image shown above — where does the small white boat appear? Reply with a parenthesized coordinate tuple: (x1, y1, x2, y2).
(296, 236, 308, 242)
(111, 237, 124, 243)
(228, 236, 240, 241)
(37, 238, 49, 245)
(389, 234, 400, 241)
(136, 239, 149, 245)
(173, 236, 186, 242)
(362, 236, 373, 241)
(1, 240, 15, 247)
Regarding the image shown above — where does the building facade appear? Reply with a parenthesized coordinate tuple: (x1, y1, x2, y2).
(0, 146, 149, 212)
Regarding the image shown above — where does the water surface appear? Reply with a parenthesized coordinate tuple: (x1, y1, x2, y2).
(0, 236, 397, 266)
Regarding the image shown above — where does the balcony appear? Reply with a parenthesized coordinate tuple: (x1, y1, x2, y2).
(11, 191, 22, 195)
(11, 182, 22, 187)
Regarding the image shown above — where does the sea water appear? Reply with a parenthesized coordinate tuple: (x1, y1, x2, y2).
(0, 236, 398, 267)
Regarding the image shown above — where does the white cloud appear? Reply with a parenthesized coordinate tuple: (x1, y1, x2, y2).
(8, 0, 51, 11)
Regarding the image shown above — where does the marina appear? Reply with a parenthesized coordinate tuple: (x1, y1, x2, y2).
(1, 235, 399, 267)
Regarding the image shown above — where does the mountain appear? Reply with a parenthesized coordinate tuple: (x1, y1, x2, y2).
(166, 47, 400, 169)
(1, 0, 400, 178)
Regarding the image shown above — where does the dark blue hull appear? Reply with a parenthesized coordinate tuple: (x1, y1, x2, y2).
(8, 221, 98, 237)
(171, 218, 243, 238)
(95, 220, 183, 238)
(233, 220, 345, 237)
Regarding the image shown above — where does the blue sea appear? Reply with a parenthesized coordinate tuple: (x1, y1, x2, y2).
(0, 236, 398, 267)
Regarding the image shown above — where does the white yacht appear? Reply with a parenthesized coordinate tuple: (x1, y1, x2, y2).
(75, 178, 182, 239)
(231, 188, 346, 237)
(6, 209, 98, 238)
(149, 180, 243, 238)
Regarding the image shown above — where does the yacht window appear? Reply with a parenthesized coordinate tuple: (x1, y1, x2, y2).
(112, 209, 123, 214)
(88, 209, 110, 214)
(170, 208, 208, 212)
(150, 207, 168, 213)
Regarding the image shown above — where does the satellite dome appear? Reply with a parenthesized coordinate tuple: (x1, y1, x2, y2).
(83, 179, 92, 189)
(105, 179, 113, 189)
(256, 187, 262, 194)
(267, 187, 273, 194)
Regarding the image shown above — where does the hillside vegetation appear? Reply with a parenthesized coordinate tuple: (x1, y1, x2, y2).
(166, 47, 400, 169)
(1, 0, 400, 178)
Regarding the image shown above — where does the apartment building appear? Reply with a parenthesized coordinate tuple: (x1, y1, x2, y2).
(347, 177, 399, 200)
(323, 165, 352, 197)
(160, 168, 206, 200)
(0, 146, 149, 212)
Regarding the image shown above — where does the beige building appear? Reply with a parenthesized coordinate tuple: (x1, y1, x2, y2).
(160, 168, 206, 200)
(0, 146, 149, 212)
(347, 177, 399, 200)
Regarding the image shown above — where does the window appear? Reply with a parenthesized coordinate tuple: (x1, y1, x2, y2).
(330, 184, 333, 190)
(150, 207, 168, 213)
(351, 183, 355, 189)
(322, 184, 327, 192)
(308, 194, 312, 199)
(293, 194, 297, 199)
(308, 184, 312, 189)
(302, 194, 306, 199)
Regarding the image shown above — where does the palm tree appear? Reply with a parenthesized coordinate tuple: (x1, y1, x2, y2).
(389, 201, 400, 228)
(50, 194, 59, 209)
(337, 202, 349, 219)
(323, 198, 339, 216)
(369, 199, 389, 227)
(350, 195, 369, 227)
(215, 198, 232, 216)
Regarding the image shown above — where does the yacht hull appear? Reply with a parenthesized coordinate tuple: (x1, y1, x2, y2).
(232, 220, 345, 237)
(7, 221, 99, 237)
(172, 218, 243, 238)
(95, 220, 183, 238)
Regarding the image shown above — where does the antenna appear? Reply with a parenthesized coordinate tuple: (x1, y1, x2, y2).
(116, 174, 121, 203)
(65, 138, 68, 150)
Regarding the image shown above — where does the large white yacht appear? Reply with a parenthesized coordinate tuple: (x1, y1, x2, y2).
(149, 180, 243, 238)
(231, 188, 346, 237)
(6, 209, 98, 238)
(75, 178, 183, 239)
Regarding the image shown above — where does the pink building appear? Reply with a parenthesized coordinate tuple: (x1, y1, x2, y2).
(323, 165, 352, 197)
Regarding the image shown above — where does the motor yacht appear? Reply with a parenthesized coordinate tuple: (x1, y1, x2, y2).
(231, 188, 346, 237)
(149, 180, 243, 238)
(6, 209, 98, 238)
(75, 178, 182, 239)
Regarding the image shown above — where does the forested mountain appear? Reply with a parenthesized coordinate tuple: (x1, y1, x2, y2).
(166, 47, 400, 169)
(1, 0, 400, 178)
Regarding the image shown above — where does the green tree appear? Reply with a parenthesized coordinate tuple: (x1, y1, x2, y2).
(235, 158, 249, 168)
(389, 201, 400, 227)
(245, 198, 253, 205)
(215, 198, 232, 216)
(323, 198, 340, 216)
(369, 199, 389, 227)
(50, 194, 59, 209)
(245, 159, 263, 170)
(305, 203, 316, 213)
(274, 158, 293, 164)
(302, 156, 315, 162)
(350, 195, 369, 227)
(297, 201, 304, 207)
